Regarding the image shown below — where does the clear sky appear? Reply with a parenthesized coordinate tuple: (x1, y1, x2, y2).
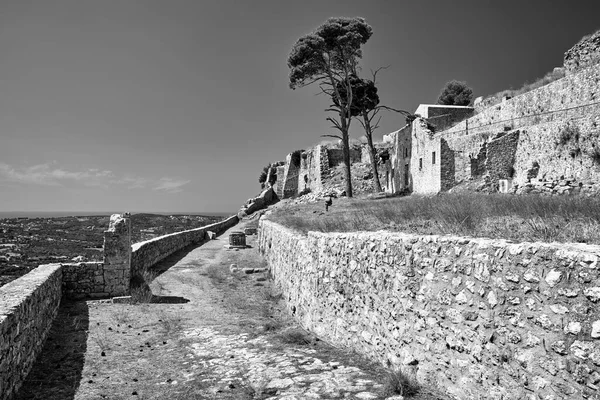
(0, 0, 598, 214)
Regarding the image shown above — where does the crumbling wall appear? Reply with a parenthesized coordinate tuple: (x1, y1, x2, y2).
(61, 214, 132, 299)
(327, 147, 362, 168)
(486, 130, 520, 182)
(259, 219, 600, 400)
(421, 63, 600, 194)
(282, 153, 300, 198)
(0, 264, 62, 400)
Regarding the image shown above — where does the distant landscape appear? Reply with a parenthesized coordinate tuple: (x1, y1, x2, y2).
(0, 213, 226, 287)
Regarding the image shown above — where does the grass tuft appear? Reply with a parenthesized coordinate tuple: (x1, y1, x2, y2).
(383, 369, 421, 397)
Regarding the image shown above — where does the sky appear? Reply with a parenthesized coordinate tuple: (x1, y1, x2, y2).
(0, 0, 598, 214)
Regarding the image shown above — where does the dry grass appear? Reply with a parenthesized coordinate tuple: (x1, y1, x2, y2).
(383, 369, 421, 397)
(269, 193, 600, 244)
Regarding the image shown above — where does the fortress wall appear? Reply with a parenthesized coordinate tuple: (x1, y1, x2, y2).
(564, 30, 600, 75)
(283, 153, 300, 198)
(131, 215, 238, 277)
(417, 64, 600, 193)
(259, 219, 600, 400)
(441, 64, 599, 141)
(0, 264, 62, 400)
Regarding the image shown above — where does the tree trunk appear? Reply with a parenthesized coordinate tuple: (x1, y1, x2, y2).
(363, 112, 382, 193)
(340, 117, 353, 198)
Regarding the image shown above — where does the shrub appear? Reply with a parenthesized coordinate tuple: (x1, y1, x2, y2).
(437, 80, 473, 106)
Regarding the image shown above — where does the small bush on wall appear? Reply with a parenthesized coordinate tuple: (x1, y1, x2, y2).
(556, 124, 580, 147)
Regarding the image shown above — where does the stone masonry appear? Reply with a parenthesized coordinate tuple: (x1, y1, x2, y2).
(0, 264, 62, 400)
(61, 213, 132, 299)
(259, 219, 600, 400)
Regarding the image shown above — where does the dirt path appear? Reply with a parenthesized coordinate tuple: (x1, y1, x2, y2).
(15, 221, 405, 400)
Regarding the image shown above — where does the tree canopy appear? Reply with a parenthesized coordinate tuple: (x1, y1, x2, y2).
(437, 80, 473, 106)
(288, 17, 373, 90)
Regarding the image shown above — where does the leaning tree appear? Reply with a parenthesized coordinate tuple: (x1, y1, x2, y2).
(287, 17, 373, 198)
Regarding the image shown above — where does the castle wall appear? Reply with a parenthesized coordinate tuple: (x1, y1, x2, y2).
(282, 153, 300, 198)
(410, 119, 442, 194)
(413, 63, 600, 194)
(385, 126, 412, 193)
(274, 166, 285, 199)
(0, 264, 62, 400)
(131, 215, 238, 278)
(327, 147, 362, 168)
(259, 219, 600, 400)
(564, 30, 600, 75)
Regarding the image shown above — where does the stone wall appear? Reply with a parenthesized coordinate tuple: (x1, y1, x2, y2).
(564, 30, 600, 75)
(259, 219, 600, 400)
(0, 264, 62, 400)
(327, 147, 362, 168)
(410, 118, 442, 194)
(415, 104, 474, 132)
(131, 215, 238, 277)
(282, 152, 300, 198)
(61, 261, 106, 299)
(406, 63, 600, 194)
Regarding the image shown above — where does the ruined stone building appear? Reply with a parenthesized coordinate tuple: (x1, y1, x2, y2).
(383, 33, 600, 196)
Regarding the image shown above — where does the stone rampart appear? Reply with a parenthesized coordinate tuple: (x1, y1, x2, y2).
(258, 219, 600, 400)
(131, 215, 238, 277)
(0, 264, 62, 400)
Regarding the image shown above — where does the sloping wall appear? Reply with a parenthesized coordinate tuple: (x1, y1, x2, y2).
(259, 219, 600, 400)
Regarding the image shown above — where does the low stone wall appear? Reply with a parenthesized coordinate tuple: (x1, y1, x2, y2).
(258, 219, 600, 400)
(131, 215, 238, 277)
(0, 264, 62, 400)
(61, 261, 106, 299)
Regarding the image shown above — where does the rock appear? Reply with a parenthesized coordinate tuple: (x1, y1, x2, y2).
(545, 269, 562, 287)
(592, 320, 600, 339)
(584, 287, 600, 302)
(564, 321, 582, 335)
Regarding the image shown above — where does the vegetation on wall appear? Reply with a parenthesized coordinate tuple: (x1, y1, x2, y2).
(290, 150, 304, 168)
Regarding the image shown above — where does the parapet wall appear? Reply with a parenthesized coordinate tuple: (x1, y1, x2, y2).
(131, 215, 238, 277)
(0, 264, 62, 400)
(258, 219, 600, 400)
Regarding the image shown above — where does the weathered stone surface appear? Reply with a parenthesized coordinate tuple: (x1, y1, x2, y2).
(0, 264, 62, 400)
(258, 219, 600, 400)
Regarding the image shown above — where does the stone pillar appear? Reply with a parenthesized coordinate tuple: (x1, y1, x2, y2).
(102, 213, 131, 296)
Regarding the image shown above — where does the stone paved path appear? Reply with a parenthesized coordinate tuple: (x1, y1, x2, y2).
(15, 220, 402, 400)
(149, 220, 396, 399)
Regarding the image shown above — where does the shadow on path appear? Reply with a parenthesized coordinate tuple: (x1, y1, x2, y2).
(14, 300, 89, 400)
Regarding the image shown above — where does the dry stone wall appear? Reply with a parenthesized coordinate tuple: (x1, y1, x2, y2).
(0, 264, 62, 400)
(259, 219, 600, 400)
(564, 30, 600, 75)
(131, 215, 238, 277)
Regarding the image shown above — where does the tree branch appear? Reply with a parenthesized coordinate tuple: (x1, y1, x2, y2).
(321, 134, 342, 140)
